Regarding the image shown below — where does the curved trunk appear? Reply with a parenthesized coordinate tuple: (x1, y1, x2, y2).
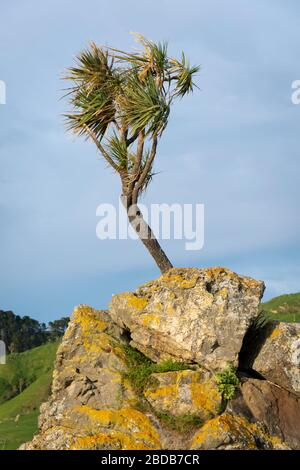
(121, 196, 173, 274)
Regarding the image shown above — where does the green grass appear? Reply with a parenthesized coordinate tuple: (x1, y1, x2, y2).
(122, 345, 189, 393)
(0, 341, 59, 449)
(0, 371, 53, 421)
(261, 293, 300, 323)
(0, 341, 59, 404)
(0, 410, 39, 450)
(122, 345, 204, 433)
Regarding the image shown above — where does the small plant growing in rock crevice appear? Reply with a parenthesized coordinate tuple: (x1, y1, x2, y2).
(215, 364, 240, 401)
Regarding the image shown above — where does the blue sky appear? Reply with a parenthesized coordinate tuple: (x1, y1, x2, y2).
(0, 0, 299, 322)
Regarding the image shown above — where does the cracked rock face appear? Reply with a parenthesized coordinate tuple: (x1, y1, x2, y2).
(247, 321, 300, 397)
(109, 267, 265, 371)
(240, 378, 300, 450)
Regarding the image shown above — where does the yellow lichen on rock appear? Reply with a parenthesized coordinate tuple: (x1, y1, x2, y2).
(73, 305, 108, 331)
(191, 413, 289, 450)
(144, 370, 222, 421)
(140, 313, 161, 327)
(218, 288, 228, 298)
(189, 380, 222, 416)
(71, 432, 156, 450)
(124, 293, 148, 311)
(109, 266, 265, 371)
(145, 383, 178, 405)
(160, 269, 200, 289)
(24, 267, 288, 451)
(269, 323, 284, 340)
(73, 405, 161, 450)
(66, 305, 125, 358)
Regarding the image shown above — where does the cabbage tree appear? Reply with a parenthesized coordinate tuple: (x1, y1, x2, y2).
(64, 34, 199, 273)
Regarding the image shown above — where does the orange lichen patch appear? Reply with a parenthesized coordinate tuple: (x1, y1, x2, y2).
(191, 414, 256, 449)
(205, 267, 241, 280)
(84, 333, 112, 353)
(140, 314, 161, 327)
(191, 413, 286, 450)
(270, 323, 284, 340)
(218, 288, 228, 298)
(121, 378, 137, 406)
(189, 381, 222, 415)
(242, 278, 263, 290)
(138, 279, 160, 291)
(73, 305, 108, 332)
(67, 305, 122, 355)
(204, 267, 233, 281)
(124, 293, 148, 311)
(74, 405, 161, 449)
(145, 383, 179, 405)
(71, 432, 158, 450)
(144, 370, 221, 420)
(159, 269, 200, 289)
(205, 267, 262, 289)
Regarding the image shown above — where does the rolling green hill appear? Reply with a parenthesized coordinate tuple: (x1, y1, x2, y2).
(261, 292, 300, 323)
(0, 342, 59, 450)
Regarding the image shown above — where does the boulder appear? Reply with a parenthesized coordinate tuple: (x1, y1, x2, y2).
(22, 305, 161, 450)
(109, 267, 265, 371)
(248, 321, 300, 397)
(21, 406, 161, 451)
(190, 413, 289, 450)
(143, 369, 222, 421)
(240, 378, 300, 450)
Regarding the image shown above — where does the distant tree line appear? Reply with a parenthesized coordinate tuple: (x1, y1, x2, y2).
(0, 310, 69, 353)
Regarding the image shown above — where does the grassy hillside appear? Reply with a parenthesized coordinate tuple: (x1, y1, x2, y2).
(261, 293, 300, 323)
(0, 341, 58, 403)
(0, 342, 59, 450)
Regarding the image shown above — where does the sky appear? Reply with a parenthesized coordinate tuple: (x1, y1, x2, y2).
(0, 0, 300, 322)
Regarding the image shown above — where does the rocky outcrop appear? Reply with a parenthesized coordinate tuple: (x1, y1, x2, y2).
(22, 305, 161, 450)
(21, 267, 300, 450)
(110, 267, 265, 371)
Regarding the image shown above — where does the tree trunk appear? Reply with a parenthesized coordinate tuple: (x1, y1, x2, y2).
(122, 196, 173, 274)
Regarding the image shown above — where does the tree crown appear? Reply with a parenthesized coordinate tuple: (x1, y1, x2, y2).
(64, 33, 199, 196)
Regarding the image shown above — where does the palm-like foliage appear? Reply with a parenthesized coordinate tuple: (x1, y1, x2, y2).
(64, 33, 199, 193)
(118, 73, 170, 137)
